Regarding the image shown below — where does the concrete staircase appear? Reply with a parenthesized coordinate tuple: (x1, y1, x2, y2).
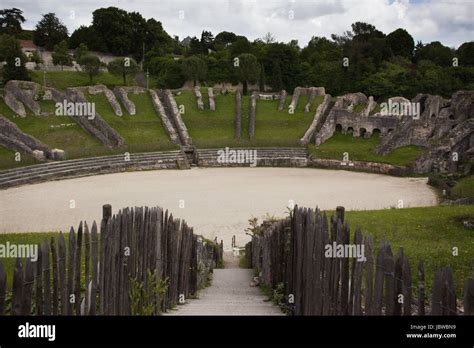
(0, 150, 186, 189)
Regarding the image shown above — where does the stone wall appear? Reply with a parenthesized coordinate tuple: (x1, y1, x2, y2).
(234, 90, 242, 139)
(4, 80, 41, 116)
(113, 86, 146, 115)
(308, 157, 409, 176)
(149, 89, 180, 144)
(248, 91, 257, 139)
(208, 87, 216, 111)
(65, 88, 124, 148)
(88, 85, 123, 116)
(278, 90, 287, 111)
(194, 86, 204, 110)
(300, 94, 332, 145)
(162, 89, 192, 146)
(0, 114, 52, 159)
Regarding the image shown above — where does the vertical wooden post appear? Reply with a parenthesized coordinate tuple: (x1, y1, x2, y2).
(464, 278, 474, 315)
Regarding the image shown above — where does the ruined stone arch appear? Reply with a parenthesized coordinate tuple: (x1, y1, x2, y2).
(335, 124, 343, 133)
(372, 128, 381, 137)
(359, 128, 367, 137)
(347, 127, 354, 135)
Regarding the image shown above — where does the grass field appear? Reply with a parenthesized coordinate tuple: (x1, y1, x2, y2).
(175, 90, 323, 148)
(0, 98, 105, 162)
(452, 176, 474, 199)
(30, 71, 135, 91)
(309, 132, 424, 167)
(85, 91, 176, 153)
(344, 205, 474, 297)
(0, 146, 39, 170)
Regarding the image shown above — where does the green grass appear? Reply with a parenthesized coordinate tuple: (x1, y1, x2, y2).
(0, 98, 105, 162)
(251, 94, 323, 147)
(85, 91, 176, 153)
(344, 205, 474, 296)
(0, 146, 40, 170)
(452, 176, 474, 199)
(175, 91, 323, 148)
(30, 71, 136, 91)
(309, 132, 424, 166)
(0, 232, 64, 289)
(174, 89, 242, 148)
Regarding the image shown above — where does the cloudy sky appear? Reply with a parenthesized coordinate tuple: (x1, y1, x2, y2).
(4, 0, 474, 48)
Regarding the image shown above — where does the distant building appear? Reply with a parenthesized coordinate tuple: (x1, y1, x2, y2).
(19, 40, 39, 58)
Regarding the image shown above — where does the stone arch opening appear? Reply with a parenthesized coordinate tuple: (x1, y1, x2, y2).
(347, 127, 354, 135)
(372, 128, 381, 137)
(359, 128, 367, 137)
(335, 124, 343, 133)
(387, 128, 394, 134)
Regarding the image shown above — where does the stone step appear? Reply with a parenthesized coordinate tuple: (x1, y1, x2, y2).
(0, 152, 183, 178)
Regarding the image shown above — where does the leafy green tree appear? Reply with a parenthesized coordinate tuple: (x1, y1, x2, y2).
(386, 28, 414, 59)
(456, 42, 474, 67)
(214, 31, 237, 51)
(0, 8, 26, 36)
(33, 13, 68, 50)
(74, 43, 89, 62)
(52, 40, 73, 70)
(108, 57, 140, 85)
(200, 30, 214, 54)
(236, 53, 259, 95)
(78, 54, 102, 83)
(230, 36, 252, 57)
(271, 62, 283, 91)
(30, 50, 43, 64)
(0, 34, 29, 82)
(414, 41, 454, 67)
(181, 55, 207, 86)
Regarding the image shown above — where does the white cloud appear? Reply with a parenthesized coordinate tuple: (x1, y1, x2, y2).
(5, 0, 473, 47)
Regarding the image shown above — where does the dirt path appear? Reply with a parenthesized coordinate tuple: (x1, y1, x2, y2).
(0, 168, 437, 248)
(166, 253, 283, 316)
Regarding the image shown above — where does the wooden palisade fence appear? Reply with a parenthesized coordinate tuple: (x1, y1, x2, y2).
(0, 204, 223, 315)
(246, 205, 474, 316)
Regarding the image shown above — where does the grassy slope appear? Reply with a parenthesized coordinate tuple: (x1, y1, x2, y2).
(30, 71, 135, 91)
(85, 91, 176, 154)
(309, 132, 423, 167)
(0, 98, 104, 161)
(175, 90, 322, 148)
(452, 176, 474, 199)
(344, 205, 474, 296)
(175, 89, 242, 148)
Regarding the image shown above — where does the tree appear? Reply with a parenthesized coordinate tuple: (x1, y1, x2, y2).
(386, 28, 414, 59)
(200, 30, 214, 54)
(108, 57, 140, 85)
(74, 43, 89, 62)
(271, 62, 283, 91)
(261, 32, 276, 44)
(214, 31, 237, 50)
(0, 8, 26, 36)
(414, 41, 454, 66)
(0, 34, 29, 82)
(52, 40, 72, 70)
(30, 50, 43, 65)
(78, 54, 102, 83)
(236, 53, 259, 95)
(456, 42, 474, 67)
(33, 13, 68, 50)
(181, 56, 207, 86)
